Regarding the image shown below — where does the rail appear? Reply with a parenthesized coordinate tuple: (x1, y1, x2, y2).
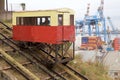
(0, 31, 66, 80)
(33, 46, 88, 80)
(0, 21, 12, 30)
(0, 35, 40, 80)
(0, 49, 40, 80)
(0, 33, 17, 46)
(65, 65, 88, 80)
(24, 48, 67, 80)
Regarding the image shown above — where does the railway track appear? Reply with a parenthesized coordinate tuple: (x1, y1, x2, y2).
(0, 32, 66, 80)
(0, 23, 48, 79)
(0, 22, 68, 80)
(0, 21, 88, 80)
(25, 46, 88, 80)
(65, 65, 88, 80)
(36, 44, 88, 80)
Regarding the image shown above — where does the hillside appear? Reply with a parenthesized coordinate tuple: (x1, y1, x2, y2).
(68, 54, 112, 80)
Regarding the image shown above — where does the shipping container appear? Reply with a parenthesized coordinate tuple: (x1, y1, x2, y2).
(113, 38, 120, 51)
(80, 36, 103, 50)
(81, 37, 88, 44)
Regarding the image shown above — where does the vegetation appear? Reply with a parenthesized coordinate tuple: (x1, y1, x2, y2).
(68, 54, 112, 80)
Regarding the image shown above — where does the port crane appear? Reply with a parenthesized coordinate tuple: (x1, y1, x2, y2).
(106, 16, 118, 51)
(76, 0, 107, 42)
(107, 16, 117, 34)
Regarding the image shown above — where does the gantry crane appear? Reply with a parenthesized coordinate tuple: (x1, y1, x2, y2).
(76, 0, 107, 42)
(107, 16, 116, 33)
(106, 16, 117, 51)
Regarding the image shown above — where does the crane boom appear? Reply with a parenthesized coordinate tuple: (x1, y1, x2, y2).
(107, 17, 115, 31)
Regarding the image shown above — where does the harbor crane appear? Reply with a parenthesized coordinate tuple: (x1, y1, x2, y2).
(76, 0, 107, 42)
(107, 16, 116, 33)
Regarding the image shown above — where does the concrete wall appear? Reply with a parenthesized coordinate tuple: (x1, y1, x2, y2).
(0, 0, 10, 21)
(0, 11, 12, 21)
(0, 0, 5, 11)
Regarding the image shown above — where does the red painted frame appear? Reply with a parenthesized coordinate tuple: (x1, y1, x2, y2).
(13, 26, 75, 44)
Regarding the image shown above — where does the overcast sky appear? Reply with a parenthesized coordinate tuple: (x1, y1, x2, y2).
(8, 0, 120, 28)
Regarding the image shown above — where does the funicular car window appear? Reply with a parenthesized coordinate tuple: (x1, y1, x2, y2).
(70, 15, 74, 25)
(16, 17, 50, 26)
(58, 15, 63, 26)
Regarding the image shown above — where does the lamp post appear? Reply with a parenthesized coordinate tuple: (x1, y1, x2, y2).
(20, 3, 26, 11)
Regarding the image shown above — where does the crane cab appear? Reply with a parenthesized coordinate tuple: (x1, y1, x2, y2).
(12, 8, 75, 44)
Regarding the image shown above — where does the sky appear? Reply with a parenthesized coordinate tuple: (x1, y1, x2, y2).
(8, 0, 120, 29)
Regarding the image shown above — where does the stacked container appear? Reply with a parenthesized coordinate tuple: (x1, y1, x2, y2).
(80, 36, 102, 50)
(113, 38, 120, 51)
(88, 36, 102, 49)
(88, 36, 98, 50)
(80, 37, 88, 50)
(82, 37, 88, 44)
